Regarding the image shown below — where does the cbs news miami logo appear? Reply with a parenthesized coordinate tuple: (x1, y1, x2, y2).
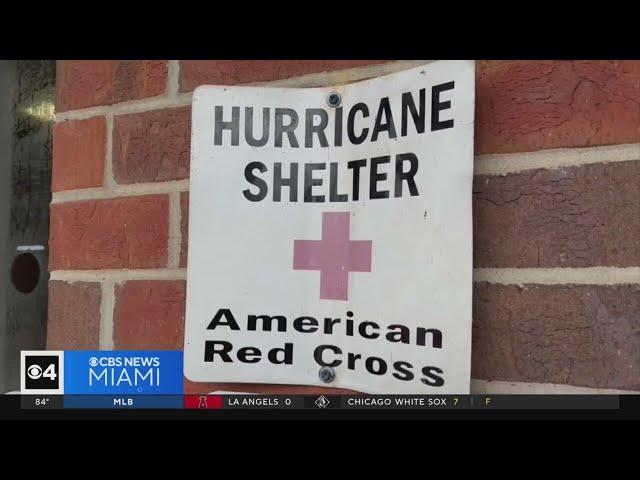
(19, 350, 183, 395)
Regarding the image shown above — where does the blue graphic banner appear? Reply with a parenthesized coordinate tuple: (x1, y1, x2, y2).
(63, 395, 184, 409)
(64, 351, 184, 395)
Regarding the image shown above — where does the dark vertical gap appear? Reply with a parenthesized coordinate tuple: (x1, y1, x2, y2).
(0, 61, 14, 393)
(2, 60, 55, 393)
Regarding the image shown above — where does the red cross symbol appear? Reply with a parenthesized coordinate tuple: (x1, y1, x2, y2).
(293, 212, 372, 301)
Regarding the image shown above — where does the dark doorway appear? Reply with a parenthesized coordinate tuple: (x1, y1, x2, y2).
(0, 60, 55, 393)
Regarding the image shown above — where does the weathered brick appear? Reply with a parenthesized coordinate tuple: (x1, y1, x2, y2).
(49, 196, 169, 270)
(472, 283, 640, 391)
(56, 60, 168, 112)
(180, 192, 189, 268)
(114, 281, 185, 350)
(475, 60, 640, 154)
(179, 60, 389, 92)
(47, 281, 101, 350)
(52, 117, 106, 191)
(113, 108, 191, 184)
(473, 161, 640, 268)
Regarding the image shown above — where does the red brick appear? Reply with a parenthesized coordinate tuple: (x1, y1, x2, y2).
(179, 60, 389, 92)
(473, 161, 640, 268)
(472, 283, 640, 391)
(52, 117, 106, 192)
(180, 192, 189, 268)
(47, 281, 101, 350)
(56, 60, 168, 112)
(184, 378, 360, 395)
(49, 196, 169, 270)
(475, 60, 640, 154)
(114, 281, 185, 350)
(113, 108, 191, 184)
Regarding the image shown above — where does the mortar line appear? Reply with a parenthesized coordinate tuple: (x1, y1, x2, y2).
(50, 267, 639, 285)
(168, 191, 182, 268)
(104, 112, 115, 189)
(55, 60, 434, 121)
(470, 379, 640, 395)
(475, 143, 640, 176)
(51, 180, 190, 204)
(99, 280, 115, 351)
(473, 267, 640, 285)
(167, 60, 180, 98)
(51, 269, 188, 282)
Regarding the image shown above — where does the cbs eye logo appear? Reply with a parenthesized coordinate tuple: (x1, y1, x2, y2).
(21, 351, 64, 394)
(27, 363, 56, 381)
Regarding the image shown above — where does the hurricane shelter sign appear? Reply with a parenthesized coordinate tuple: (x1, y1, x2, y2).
(184, 60, 475, 394)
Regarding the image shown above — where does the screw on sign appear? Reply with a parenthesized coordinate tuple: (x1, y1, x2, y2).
(319, 366, 335, 383)
(327, 92, 342, 108)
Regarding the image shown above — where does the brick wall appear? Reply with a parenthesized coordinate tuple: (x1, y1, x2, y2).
(48, 60, 640, 394)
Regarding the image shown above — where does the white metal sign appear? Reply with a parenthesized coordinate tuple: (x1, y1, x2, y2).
(184, 60, 475, 394)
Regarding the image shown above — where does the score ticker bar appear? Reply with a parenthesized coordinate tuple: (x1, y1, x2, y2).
(223, 395, 620, 410)
(19, 394, 621, 410)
